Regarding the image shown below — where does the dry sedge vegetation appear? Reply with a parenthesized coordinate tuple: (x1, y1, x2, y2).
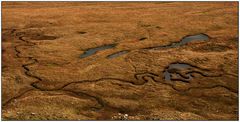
(2, 2, 238, 120)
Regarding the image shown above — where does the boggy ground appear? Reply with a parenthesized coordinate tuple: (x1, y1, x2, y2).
(2, 2, 238, 120)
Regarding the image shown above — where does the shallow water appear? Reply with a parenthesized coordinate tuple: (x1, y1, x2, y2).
(108, 34, 210, 59)
(168, 63, 192, 69)
(80, 44, 117, 58)
(80, 34, 209, 59)
(164, 63, 193, 82)
(145, 33, 210, 50)
(106, 50, 129, 59)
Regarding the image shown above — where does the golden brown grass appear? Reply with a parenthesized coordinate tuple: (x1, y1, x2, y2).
(2, 2, 238, 120)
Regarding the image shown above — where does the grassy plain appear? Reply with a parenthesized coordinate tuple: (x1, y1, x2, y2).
(2, 2, 238, 120)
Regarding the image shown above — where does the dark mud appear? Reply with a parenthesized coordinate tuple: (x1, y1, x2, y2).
(77, 31, 87, 34)
(139, 37, 147, 41)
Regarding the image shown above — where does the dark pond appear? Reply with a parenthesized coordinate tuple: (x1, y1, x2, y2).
(164, 63, 193, 82)
(79, 33, 209, 59)
(80, 44, 117, 58)
(144, 33, 210, 50)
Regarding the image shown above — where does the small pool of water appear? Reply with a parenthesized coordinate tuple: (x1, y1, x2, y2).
(79, 33, 209, 59)
(80, 44, 117, 58)
(145, 33, 210, 50)
(164, 63, 193, 82)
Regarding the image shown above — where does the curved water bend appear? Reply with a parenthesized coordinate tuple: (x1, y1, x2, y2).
(80, 44, 117, 58)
